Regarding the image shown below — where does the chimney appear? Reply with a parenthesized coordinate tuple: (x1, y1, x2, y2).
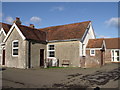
(13, 17, 22, 24)
(29, 24, 35, 28)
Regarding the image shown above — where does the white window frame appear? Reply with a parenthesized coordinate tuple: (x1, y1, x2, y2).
(12, 40, 19, 57)
(0, 47, 2, 56)
(111, 49, 120, 62)
(47, 44, 55, 58)
(0, 47, 2, 64)
(82, 44, 84, 56)
(90, 49, 95, 56)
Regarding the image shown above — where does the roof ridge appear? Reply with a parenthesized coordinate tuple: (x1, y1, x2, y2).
(15, 23, 46, 33)
(13, 23, 46, 42)
(0, 22, 12, 26)
(87, 37, 119, 49)
(89, 38, 104, 40)
(39, 21, 91, 30)
(90, 37, 120, 40)
(103, 37, 120, 39)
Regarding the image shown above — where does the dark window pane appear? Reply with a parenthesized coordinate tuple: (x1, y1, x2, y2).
(91, 50, 95, 54)
(13, 42, 18, 47)
(13, 49, 18, 55)
(112, 51, 114, 56)
(112, 57, 114, 61)
(49, 45, 54, 50)
(115, 51, 119, 56)
(117, 57, 119, 61)
(49, 51, 55, 57)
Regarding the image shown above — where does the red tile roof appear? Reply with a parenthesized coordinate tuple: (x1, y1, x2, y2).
(16, 24, 46, 42)
(39, 21, 91, 41)
(87, 38, 120, 49)
(0, 22, 12, 34)
(105, 38, 120, 49)
(1, 21, 90, 42)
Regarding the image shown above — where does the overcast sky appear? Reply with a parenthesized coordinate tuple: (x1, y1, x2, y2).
(1, 2, 119, 38)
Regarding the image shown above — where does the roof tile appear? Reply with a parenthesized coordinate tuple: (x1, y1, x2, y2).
(39, 21, 91, 41)
(16, 24, 46, 42)
(87, 38, 120, 49)
(0, 22, 12, 34)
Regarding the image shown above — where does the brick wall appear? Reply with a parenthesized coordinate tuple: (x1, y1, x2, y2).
(82, 49, 112, 68)
(84, 50, 101, 68)
(104, 49, 111, 63)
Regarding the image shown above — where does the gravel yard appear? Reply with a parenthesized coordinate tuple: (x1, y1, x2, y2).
(1, 63, 120, 89)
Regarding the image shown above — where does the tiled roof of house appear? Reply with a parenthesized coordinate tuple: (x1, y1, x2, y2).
(1, 21, 90, 43)
(0, 22, 12, 34)
(87, 38, 104, 48)
(105, 38, 120, 49)
(39, 21, 91, 41)
(87, 38, 120, 49)
(16, 24, 46, 42)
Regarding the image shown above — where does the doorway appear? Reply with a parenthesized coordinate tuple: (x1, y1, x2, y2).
(101, 50, 105, 66)
(2, 49, 5, 65)
(40, 49, 44, 67)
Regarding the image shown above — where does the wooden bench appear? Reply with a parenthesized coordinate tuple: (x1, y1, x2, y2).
(62, 60, 70, 67)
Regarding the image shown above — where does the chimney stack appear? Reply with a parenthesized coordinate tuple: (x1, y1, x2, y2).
(13, 17, 22, 24)
(29, 24, 35, 28)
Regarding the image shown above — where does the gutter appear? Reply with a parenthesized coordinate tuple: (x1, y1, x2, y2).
(47, 38, 81, 43)
(28, 41, 31, 68)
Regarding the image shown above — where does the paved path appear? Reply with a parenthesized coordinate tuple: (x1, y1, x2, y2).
(53, 67, 120, 88)
(1, 63, 120, 89)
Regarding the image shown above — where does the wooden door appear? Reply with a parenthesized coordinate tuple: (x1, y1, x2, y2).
(40, 49, 44, 67)
(101, 51, 104, 66)
(2, 49, 5, 65)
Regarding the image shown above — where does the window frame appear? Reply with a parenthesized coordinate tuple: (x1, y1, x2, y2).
(47, 45, 55, 58)
(111, 49, 120, 62)
(12, 40, 19, 57)
(90, 49, 95, 56)
(0, 47, 2, 56)
(82, 44, 84, 56)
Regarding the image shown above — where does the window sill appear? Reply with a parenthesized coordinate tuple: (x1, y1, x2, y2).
(12, 55, 18, 57)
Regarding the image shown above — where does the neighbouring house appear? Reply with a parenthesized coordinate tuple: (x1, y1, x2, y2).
(0, 22, 11, 65)
(0, 17, 119, 69)
(85, 38, 120, 68)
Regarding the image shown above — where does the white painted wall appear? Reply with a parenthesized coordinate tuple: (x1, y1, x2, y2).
(79, 41, 83, 56)
(80, 22, 96, 56)
(0, 28, 6, 65)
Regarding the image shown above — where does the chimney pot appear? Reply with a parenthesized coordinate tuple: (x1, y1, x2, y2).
(13, 17, 21, 24)
(29, 24, 35, 28)
(16, 17, 20, 20)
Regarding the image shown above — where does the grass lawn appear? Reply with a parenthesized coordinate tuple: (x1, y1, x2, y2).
(46, 66, 77, 69)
